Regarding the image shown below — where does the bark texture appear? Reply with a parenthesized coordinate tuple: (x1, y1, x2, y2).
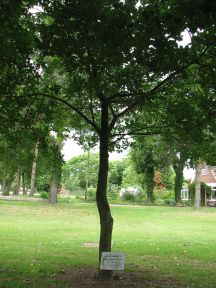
(49, 180, 58, 204)
(194, 162, 202, 209)
(29, 143, 39, 196)
(1, 149, 13, 195)
(96, 103, 113, 279)
(13, 171, 21, 195)
(2, 175, 13, 195)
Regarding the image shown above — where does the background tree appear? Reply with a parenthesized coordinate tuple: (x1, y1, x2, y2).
(35, 133, 64, 203)
(131, 135, 172, 203)
(62, 153, 99, 194)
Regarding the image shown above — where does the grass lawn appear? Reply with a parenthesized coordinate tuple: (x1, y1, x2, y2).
(0, 200, 216, 287)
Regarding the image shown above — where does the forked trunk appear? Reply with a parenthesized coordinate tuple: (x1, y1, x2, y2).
(29, 143, 39, 196)
(96, 102, 113, 279)
(194, 161, 202, 209)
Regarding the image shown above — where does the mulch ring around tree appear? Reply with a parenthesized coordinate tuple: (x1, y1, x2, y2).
(56, 266, 186, 287)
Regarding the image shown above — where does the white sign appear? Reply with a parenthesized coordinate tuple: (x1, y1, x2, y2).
(100, 252, 125, 271)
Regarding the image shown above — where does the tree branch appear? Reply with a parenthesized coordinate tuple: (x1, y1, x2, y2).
(19, 93, 101, 134)
(109, 42, 214, 121)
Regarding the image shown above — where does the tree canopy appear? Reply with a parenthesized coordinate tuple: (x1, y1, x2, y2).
(1, 0, 216, 279)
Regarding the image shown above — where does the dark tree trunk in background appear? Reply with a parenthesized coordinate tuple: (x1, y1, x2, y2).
(29, 143, 38, 196)
(173, 163, 184, 203)
(49, 180, 58, 204)
(194, 161, 202, 209)
(22, 172, 27, 195)
(13, 171, 21, 195)
(96, 102, 113, 279)
(145, 166, 155, 203)
(173, 154, 186, 204)
(85, 148, 90, 200)
(2, 148, 10, 195)
(2, 175, 14, 196)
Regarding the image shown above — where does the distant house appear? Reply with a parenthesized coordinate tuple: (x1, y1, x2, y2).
(200, 164, 216, 199)
(181, 164, 216, 202)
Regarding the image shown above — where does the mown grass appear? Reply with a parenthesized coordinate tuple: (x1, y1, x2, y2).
(0, 200, 216, 287)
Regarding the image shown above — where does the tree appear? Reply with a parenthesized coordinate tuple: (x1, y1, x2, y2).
(62, 153, 99, 193)
(194, 161, 202, 209)
(121, 157, 142, 189)
(0, 132, 37, 195)
(29, 142, 39, 196)
(131, 135, 172, 203)
(7, 0, 216, 278)
(48, 135, 63, 204)
(108, 160, 125, 187)
(35, 133, 63, 203)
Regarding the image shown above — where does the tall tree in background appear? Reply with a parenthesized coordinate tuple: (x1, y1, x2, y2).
(62, 153, 99, 193)
(131, 135, 172, 203)
(29, 142, 39, 196)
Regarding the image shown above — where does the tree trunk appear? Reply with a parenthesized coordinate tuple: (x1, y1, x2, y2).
(29, 143, 39, 196)
(96, 102, 113, 279)
(22, 172, 27, 195)
(1, 178, 7, 195)
(85, 148, 90, 200)
(145, 166, 154, 203)
(204, 187, 207, 207)
(49, 180, 58, 204)
(2, 148, 9, 195)
(13, 171, 21, 195)
(2, 175, 14, 195)
(194, 162, 202, 209)
(173, 155, 186, 204)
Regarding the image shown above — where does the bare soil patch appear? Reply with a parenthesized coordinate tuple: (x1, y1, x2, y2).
(56, 266, 185, 287)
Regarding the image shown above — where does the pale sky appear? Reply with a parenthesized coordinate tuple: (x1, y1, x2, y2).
(62, 139, 195, 179)
(61, 138, 128, 161)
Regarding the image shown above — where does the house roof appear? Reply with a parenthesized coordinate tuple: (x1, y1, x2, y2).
(200, 166, 216, 185)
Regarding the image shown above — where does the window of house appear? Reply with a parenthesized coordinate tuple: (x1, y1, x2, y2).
(212, 187, 216, 199)
(181, 187, 189, 200)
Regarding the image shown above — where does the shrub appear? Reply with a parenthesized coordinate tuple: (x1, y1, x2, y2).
(40, 191, 48, 199)
(164, 198, 176, 206)
(37, 175, 50, 192)
(59, 196, 73, 203)
(153, 189, 175, 206)
(136, 191, 146, 202)
(108, 184, 119, 200)
(155, 199, 165, 206)
(88, 187, 96, 200)
(122, 192, 136, 201)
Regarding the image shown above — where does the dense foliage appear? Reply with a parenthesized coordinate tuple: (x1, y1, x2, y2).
(1, 0, 216, 277)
